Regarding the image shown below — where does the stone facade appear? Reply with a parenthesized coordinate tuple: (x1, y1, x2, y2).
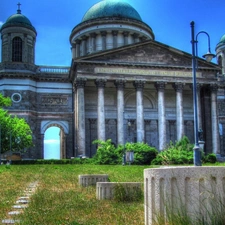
(0, 1, 224, 159)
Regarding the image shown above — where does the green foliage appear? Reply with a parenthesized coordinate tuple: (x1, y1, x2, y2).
(0, 93, 11, 107)
(92, 139, 120, 164)
(125, 142, 158, 165)
(0, 94, 34, 153)
(151, 136, 217, 165)
(91, 139, 158, 165)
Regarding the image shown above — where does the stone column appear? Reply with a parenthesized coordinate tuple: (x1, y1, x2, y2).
(155, 82, 166, 151)
(75, 78, 86, 156)
(133, 80, 145, 142)
(132, 33, 139, 43)
(173, 83, 185, 141)
(90, 32, 97, 52)
(95, 79, 107, 141)
(123, 31, 129, 45)
(210, 84, 220, 154)
(71, 43, 76, 59)
(23, 34, 28, 62)
(81, 35, 87, 56)
(114, 79, 126, 145)
(112, 30, 118, 48)
(75, 39, 81, 58)
(101, 31, 107, 51)
(190, 83, 203, 129)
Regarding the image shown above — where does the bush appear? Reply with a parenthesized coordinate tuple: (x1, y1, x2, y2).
(92, 139, 120, 164)
(151, 136, 217, 165)
(125, 142, 158, 165)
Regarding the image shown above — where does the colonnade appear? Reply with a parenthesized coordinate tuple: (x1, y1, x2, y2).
(72, 30, 147, 58)
(74, 78, 219, 155)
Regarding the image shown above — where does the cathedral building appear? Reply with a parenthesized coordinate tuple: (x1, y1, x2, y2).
(0, 0, 224, 159)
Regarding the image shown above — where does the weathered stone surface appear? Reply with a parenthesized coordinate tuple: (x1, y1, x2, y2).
(79, 174, 109, 187)
(144, 166, 225, 225)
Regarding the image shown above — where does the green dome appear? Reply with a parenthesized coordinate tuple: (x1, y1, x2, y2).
(0, 11, 36, 33)
(82, 0, 142, 22)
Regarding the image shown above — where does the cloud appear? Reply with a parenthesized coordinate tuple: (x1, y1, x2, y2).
(44, 139, 60, 144)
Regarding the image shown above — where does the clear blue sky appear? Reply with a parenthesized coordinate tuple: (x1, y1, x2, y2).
(0, 0, 224, 66)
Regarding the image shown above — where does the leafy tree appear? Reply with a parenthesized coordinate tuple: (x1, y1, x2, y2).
(0, 94, 33, 153)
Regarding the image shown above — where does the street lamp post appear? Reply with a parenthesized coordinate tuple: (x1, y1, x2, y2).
(190, 21, 215, 166)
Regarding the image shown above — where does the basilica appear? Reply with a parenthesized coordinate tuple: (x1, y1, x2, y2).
(0, 0, 225, 159)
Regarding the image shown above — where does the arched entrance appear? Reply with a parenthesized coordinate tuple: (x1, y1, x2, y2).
(44, 126, 60, 159)
(41, 121, 69, 159)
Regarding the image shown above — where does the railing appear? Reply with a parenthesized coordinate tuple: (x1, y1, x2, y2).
(37, 66, 70, 74)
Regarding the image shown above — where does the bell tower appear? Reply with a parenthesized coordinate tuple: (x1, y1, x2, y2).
(0, 3, 37, 64)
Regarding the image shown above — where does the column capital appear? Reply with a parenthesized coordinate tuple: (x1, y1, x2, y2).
(172, 82, 185, 92)
(123, 31, 129, 37)
(81, 35, 88, 40)
(114, 79, 126, 90)
(155, 81, 166, 91)
(189, 83, 203, 91)
(75, 78, 86, 88)
(210, 83, 218, 93)
(133, 80, 145, 90)
(100, 31, 107, 36)
(112, 30, 118, 36)
(75, 39, 81, 44)
(95, 78, 107, 88)
(90, 32, 97, 38)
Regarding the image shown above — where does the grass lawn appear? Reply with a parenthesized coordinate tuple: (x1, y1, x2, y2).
(0, 164, 152, 225)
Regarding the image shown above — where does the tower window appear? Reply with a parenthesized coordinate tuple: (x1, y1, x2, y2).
(12, 37, 22, 62)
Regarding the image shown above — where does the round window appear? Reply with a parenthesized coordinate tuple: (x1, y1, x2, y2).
(11, 93, 22, 103)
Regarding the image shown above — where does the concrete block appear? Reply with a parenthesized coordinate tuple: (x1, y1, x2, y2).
(96, 182, 142, 200)
(78, 174, 109, 187)
(144, 166, 225, 225)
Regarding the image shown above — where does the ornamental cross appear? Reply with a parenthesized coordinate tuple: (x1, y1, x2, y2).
(17, 2, 21, 10)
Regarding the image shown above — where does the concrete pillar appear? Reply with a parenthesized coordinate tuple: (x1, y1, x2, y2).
(123, 31, 129, 45)
(173, 83, 185, 140)
(114, 79, 126, 145)
(101, 31, 107, 51)
(71, 43, 76, 59)
(75, 78, 86, 156)
(95, 79, 107, 141)
(210, 84, 220, 154)
(133, 80, 145, 142)
(81, 35, 87, 56)
(75, 39, 81, 58)
(155, 82, 166, 151)
(112, 30, 118, 48)
(90, 32, 97, 52)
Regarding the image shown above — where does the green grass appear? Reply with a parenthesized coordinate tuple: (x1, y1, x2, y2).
(0, 164, 150, 225)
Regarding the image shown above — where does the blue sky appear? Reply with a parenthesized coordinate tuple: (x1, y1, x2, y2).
(0, 0, 224, 66)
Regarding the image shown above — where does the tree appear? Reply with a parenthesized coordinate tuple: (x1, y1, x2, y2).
(0, 94, 33, 153)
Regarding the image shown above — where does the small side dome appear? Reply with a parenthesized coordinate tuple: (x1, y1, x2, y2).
(0, 6, 36, 33)
(82, 0, 142, 22)
(216, 34, 225, 49)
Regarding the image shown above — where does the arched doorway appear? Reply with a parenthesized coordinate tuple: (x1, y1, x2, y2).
(44, 126, 60, 159)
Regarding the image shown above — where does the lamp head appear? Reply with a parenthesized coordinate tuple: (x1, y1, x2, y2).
(202, 51, 216, 62)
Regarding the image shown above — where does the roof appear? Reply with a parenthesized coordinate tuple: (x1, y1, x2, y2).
(82, 0, 142, 22)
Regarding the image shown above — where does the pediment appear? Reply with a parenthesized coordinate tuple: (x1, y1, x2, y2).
(80, 40, 219, 70)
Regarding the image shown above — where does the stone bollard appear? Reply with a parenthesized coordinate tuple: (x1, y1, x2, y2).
(78, 174, 108, 187)
(96, 182, 142, 200)
(144, 166, 225, 225)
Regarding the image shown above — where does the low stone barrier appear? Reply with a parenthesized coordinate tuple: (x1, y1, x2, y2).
(96, 182, 142, 200)
(78, 174, 109, 187)
(144, 166, 225, 225)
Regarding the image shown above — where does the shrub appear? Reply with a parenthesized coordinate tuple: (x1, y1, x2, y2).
(92, 139, 120, 164)
(125, 142, 158, 165)
(151, 136, 217, 165)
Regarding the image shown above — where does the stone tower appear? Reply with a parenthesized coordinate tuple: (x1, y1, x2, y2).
(216, 34, 225, 74)
(0, 3, 37, 64)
